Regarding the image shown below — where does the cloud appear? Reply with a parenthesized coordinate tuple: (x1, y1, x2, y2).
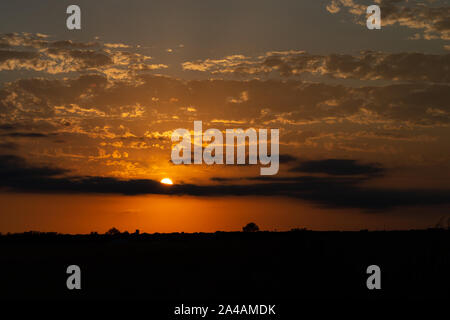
(0, 32, 49, 49)
(1, 154, 449, 210)
(0, 33, 167, 80)
(0, 154, 68, 180)
(279, 154, 299, 164)
(0, 132, 49, 138)
(326, 0, 450, 40)
(0, 72, 448, 181)
(1, 74, 449, 153)
(0, 124, 16, 131)
(0, 142, 18, 150)
(289, 159, 383, 176)
(183, 50, 450, 83)
(104, 43, 131, 49)
(49, 40, 99, 49)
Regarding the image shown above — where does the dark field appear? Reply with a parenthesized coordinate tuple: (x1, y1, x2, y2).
(0, 230, 449, 300)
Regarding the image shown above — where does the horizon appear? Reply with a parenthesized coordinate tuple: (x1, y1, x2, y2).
(2, 226, 449, 236)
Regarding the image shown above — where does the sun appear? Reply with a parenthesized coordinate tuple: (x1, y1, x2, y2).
(160, 178, 173, 185)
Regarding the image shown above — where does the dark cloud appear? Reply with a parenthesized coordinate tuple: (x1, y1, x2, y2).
(326, 0, 450, 41)
(0, 142, 18, 150)
(50, 48, 113, 68)
(49, 40, 99, 49)
(211, 175, 366, 183)
(0, 50, 39, 63)
(279, 154, 298, 164)
(1, 132, 48, 138)
(0, 155, 68, 180)
(0, 124, 16, 131)
(289, 159, 383, 176)
(1, 155, 449, 210)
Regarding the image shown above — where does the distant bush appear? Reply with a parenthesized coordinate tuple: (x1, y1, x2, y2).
(433, 216, 450, 230)
(243, 222, 259, 232)
(106, 227, 120, 235)
(290, 228, 308, 232)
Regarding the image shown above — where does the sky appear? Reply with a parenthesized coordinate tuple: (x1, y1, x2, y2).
(0, 0, 449, 233)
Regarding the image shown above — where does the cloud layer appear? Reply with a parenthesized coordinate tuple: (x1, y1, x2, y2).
(1, 154, 449, 211)
(183, 50, 450, 83)
(0, 33, 167, 80)
(326, 0, 450, 41)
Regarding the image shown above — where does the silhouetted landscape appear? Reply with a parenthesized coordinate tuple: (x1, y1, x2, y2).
(1, 1, 450, 314)
(1, 227, 449, 300)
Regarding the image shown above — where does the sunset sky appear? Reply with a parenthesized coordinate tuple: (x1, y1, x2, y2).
(0, 0, 449, 233)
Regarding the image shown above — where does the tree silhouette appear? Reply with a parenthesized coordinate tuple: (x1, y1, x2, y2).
(106, 227, 120, 235)
(243, 222, 259, 232)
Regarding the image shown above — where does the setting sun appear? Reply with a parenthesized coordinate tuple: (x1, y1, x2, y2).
(160, 178, 173, 185)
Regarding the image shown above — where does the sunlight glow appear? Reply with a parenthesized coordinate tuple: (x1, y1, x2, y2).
(160, 178, 173, 185)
